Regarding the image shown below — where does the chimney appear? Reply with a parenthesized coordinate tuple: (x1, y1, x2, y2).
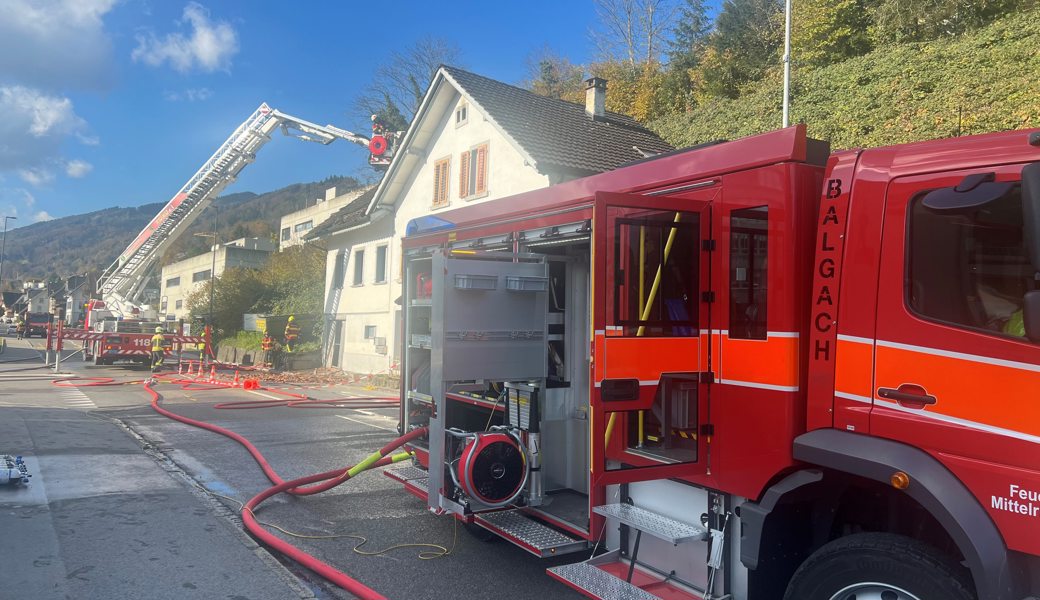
(585, 77, 607, 119)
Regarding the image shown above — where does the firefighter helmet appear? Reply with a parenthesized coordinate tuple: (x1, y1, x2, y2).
(155, 326, 164, 333)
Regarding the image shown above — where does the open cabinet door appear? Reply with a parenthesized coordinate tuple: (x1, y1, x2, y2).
(590, 190, 715, 488)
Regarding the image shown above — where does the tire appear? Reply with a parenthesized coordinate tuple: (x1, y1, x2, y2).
(783, 533, 975, 600)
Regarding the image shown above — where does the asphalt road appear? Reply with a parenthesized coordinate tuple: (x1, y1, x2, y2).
(0, 336, 586, 600)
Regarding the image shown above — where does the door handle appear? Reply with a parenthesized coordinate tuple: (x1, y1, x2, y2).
(877, 385, 937, 407)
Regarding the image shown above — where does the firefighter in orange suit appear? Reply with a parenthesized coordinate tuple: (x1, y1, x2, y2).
(150, 326, 166, 372)
(261, 331, 274, 367)
(284, 316, 300, 353)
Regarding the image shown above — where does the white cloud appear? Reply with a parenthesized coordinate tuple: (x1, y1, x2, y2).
(20, 189, 35, 207)
(65, 160, 93, 178)
(32, 210, 54, 223)
(0, 0, 117, 90)
(0, 86, 90, 173)
(18, 168, 54, 186)
(133, 3, 239, 73)
(164, 87, 214, 102)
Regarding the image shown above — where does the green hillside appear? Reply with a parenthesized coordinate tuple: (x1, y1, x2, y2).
(0, 176, 359, 285)
(650, 8, 1040, 149)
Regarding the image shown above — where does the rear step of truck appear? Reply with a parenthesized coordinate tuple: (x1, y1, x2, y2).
(547, 503, 711, 600)
(473, 509, 587, 558)
(383, 464, 430, 501)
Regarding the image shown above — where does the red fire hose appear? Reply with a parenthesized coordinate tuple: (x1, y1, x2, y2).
(54, 374, 422, 600)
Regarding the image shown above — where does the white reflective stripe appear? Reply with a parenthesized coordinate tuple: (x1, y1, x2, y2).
(593, 379, 661, 388)
(876, 339, 1040, 373)
(837, 334, 874, 345)
(717, 378, 799, 392)
(835, 390, 872, 404)
(594, 330, 605, 336)
(767, 331, 800, 338)
(874, 399, 1040, 445)
(709, 329, 727, 336)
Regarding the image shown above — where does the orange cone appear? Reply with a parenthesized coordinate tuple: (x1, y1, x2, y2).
(233, 370, 241, 386)
(178, 362, 183, 375)
(209, 365, 217, 383)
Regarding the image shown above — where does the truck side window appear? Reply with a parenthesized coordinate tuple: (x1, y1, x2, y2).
(908, 184, 1034, 338)
(611, 210, 699, 337)
(729, 206, 768, 339)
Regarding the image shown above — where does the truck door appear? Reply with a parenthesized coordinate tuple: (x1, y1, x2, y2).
(591, 190, 714, 485)
(873, 163, 1040, 555)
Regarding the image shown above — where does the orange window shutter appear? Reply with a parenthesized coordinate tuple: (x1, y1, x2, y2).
(459, 151, 470, 199)
(433, 161, 442, 205)
(476, 145, 488, 194)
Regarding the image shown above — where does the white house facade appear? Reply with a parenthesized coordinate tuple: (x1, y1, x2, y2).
(308, 66, 672, 374)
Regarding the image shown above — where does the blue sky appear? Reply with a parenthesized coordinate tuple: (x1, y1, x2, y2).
(0, 0, 645, 227)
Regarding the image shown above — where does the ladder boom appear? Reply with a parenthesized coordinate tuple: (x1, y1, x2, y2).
(97, 103, 376, 316)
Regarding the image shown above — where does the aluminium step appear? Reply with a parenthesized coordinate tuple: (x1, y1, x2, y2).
(593, 503, 707, 544)
(474, 509, 587, 558)
(383, 464, 429, 484)
(548, 562, 660, 600)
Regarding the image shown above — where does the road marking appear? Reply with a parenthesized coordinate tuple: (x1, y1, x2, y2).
(335, 414, 396, 432)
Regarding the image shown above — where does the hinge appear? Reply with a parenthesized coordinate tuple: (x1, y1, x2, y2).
(702, 291, 716, 303)
(700, 424, 715, 437)
(702, 239, 716, 252)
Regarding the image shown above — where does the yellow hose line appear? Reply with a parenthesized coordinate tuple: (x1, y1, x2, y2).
(347, 450, 384, 477)
(605, 412, 617, 450)
(636, 212, 682, 337)
(390, 452, 413, 464)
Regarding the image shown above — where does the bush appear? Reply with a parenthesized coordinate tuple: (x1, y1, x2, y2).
(220, 330, 263, 350)
(650, 8, 1040, 150)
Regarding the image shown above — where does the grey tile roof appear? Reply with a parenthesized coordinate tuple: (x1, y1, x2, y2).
(305, 187, 377, 241)
(442, 65, 673, 175)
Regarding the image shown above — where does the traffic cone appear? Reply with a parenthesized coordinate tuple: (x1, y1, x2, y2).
(209, 365, 217, 383)
(178, 362, 183, 375)
(233, 370, 241, 386)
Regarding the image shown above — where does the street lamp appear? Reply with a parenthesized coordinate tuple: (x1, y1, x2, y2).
(0, 216, 17, 296)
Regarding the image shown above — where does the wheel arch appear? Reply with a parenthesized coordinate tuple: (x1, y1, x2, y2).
(740, 429, 1021, 600)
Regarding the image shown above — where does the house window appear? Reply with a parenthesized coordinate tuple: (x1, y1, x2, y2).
(459, 143, 489, 200)
(375, 245, 388, 284)
(364, 325, 377, 339)
(281, 227, 291, 241)
(332, 250, 346, 289)
(432, 157, 450, 208)
(294, 220, 313, 234)
(175, 300, 183, 309)
(192, 270, 211, 283)
(165, 277, 180, 288)
(455, 103, 468, 127)
(353, 249, 365, 286)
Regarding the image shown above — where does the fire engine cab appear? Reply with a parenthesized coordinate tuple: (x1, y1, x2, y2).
(387, 125, 1040, 600)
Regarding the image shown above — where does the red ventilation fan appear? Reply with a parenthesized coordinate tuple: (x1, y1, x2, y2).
(368, 135, 388, 156)
(457, 432, 527, 507)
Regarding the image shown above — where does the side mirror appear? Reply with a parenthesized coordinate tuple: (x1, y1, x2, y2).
(1022, 162, 1040, 272)
(1022, 290, 1040, 343)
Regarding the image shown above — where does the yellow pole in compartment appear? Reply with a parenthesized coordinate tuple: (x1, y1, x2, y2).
(636, 212, 682, 337)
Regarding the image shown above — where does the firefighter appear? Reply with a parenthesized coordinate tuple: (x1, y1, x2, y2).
(150, 326, 165, 372)
(284, 316, 300, 353)
(260, 331, 274, 367)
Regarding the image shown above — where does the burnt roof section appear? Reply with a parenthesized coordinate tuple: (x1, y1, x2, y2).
(304, 187, 377, 241)
(442, 66, 673, 175)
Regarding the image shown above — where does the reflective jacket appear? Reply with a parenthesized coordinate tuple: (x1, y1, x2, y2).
(150, 333, 165, 352)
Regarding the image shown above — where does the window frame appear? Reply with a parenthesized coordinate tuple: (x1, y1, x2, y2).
(454, 102, 468, 127)
(165, 277, 181, 288)
(352, 248, 365, 286)
(192, 270, 211, 283)
(459, 142, 490, 201)
(728, 206, 769, 340)
(374, 245, 388, 284)
(281, 227, 291, 241)
(364, 325, 377, 339)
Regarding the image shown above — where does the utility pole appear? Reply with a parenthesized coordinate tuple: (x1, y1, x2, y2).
(0, 216, 16, 299)
(782, 0, 793, 127)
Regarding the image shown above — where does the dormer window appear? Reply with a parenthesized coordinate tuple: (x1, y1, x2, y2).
(455, 102, 468, 127)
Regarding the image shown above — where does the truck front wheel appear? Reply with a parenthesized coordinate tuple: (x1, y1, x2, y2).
(783, 532, 974, 600)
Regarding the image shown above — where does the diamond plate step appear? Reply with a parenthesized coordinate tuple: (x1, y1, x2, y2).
(547, 562, 659, 600)
(383, 464, 429, 484)
(474, 509, 587, 558)
(593, 504, 707, 544)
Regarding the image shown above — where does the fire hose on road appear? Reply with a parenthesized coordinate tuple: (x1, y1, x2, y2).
(53, 374, 425, 600)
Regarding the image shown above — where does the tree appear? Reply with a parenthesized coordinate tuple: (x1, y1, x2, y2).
(667, 0, 711, 66)
(257, 245, 325, 316)
(354, 36, 461, 125)
(523, 48, 586, 101)
(869, 0, 1031, 44)
(186, 267, 266, 338)
(696, 0, 783, 99)
(792, 0, 874, 67)
(590, 0, 679, 65)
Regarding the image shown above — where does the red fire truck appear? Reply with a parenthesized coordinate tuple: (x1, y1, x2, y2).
(386, 125, 1040, 600)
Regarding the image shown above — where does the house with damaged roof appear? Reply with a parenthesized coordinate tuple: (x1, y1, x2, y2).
(306, 65, 672, 374)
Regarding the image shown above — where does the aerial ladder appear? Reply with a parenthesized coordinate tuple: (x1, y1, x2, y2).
(96, 103, 397, 318)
